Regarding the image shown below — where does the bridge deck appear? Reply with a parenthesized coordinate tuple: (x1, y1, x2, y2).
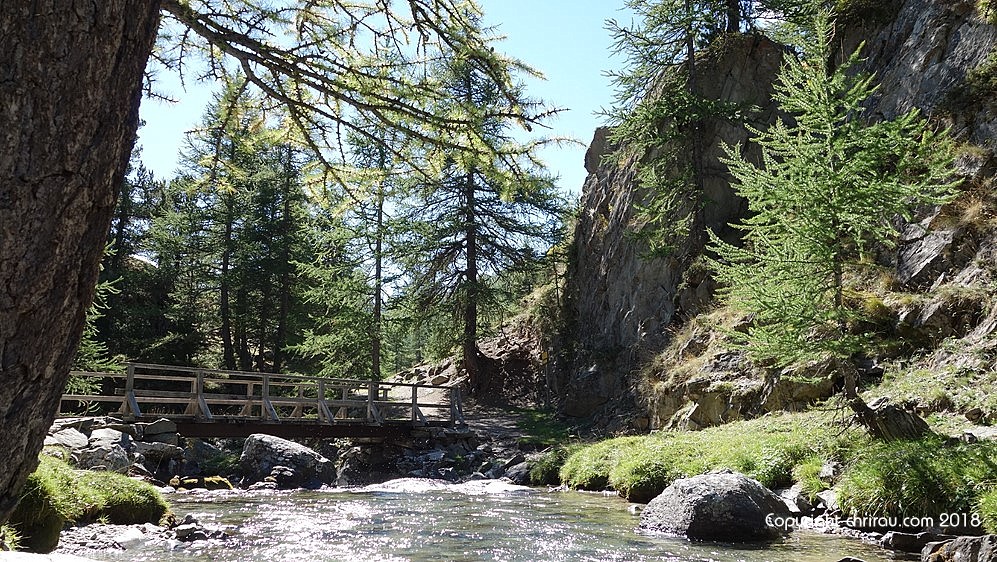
(61, 363, 464, 438)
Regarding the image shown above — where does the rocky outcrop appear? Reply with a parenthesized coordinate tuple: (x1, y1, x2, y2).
(560, 34, 786, 420)
(239, 433, 336, 489)
(638, 471, 789, 541)
(557, 0, 997, 428)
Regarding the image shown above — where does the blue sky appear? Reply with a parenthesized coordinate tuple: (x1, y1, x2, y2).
(137, 1, 634, 195)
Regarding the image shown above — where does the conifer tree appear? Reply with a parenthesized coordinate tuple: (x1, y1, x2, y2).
(708, 11, 956, 438)
(396, 53, 565, 391)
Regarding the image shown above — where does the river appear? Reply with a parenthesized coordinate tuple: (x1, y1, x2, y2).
(87, 479, 895, 562)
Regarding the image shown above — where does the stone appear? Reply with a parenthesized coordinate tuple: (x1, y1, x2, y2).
(240, 434, 336, 489)
(922, 535, 997, 561)
(76, 445, 131, 472)
(503, 462, 531, 486)
(819, 461, 843, 482)
(49, 417, 96, 434)
(776, 484, 813, 514)
(429, 374, 449, 386)
(140, 418, 177, 436)
(816, 490, 839, 513)
(88, 428, 132, 449)
(112, 526, 146, 549)
(882, 531, 956, 553)
(141, 431, 180, 446)
(638, 472, 789, 541)
(44, 428, 88, 450)
(133, 441, 184, 461)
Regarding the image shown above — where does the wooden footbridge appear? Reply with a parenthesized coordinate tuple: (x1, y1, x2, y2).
(60, 363, 465, 439)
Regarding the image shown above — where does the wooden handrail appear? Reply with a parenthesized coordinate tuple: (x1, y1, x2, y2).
(62, 363, 462, 429)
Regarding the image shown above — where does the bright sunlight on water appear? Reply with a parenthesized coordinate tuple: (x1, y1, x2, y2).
(98, 479, 894, 562)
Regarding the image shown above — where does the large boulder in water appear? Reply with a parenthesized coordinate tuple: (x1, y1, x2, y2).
(240, 434, 336, 489)
(639, 471, 789, 542)
(923, 535, 997, 561)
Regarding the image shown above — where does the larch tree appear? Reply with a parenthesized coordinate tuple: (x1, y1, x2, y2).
(0, 0, 556, 523)
(707, 12, 957, 440)
(604, 0, 754, 256)
(396, 54, 565, 392)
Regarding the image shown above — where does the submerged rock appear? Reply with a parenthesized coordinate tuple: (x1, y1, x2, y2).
(639, 471, 788, 542)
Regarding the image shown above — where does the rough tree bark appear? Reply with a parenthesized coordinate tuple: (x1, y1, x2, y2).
(0, 0, 161, 523)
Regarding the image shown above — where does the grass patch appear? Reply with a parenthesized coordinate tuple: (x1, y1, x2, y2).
(837, 437, 997, 521)
(529, 444, 581, 486)
(512, 408, 574, 448)
(9, 455, 169, 553)
(0, 525, 20, 551)
(793, 456, 830, 501)
(560, 412, 864, 502)
(978, 487, 997, 532)
(870, 361, 995, 421)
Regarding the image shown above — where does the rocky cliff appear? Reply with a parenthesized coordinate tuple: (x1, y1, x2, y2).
(557, 0, 997, 430)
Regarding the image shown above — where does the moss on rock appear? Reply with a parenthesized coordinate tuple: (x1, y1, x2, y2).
(8, 455, 169, 553)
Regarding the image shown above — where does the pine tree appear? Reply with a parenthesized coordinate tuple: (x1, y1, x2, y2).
(396, 53, 565, 391)
(708, 11, 957, 438)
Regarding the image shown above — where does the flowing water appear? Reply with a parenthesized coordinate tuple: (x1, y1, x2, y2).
(96, 479, 895, 562)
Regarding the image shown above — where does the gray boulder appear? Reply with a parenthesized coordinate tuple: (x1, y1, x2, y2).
(76, 428, 133, 471)
(240, 434, 336, 489)
(44, 428, 89, 450)
(639, 471, 789, 541)
(923, 535, 997, 561)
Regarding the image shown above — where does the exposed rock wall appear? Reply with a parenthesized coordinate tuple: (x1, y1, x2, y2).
(559, 0, 997, 427)
(559, 35, 786, 419)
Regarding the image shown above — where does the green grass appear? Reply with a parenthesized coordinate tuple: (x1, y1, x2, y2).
(792, 455, 830, 501)
(9, 455, 169, 553)
(870, 362, 995, 421)
(512, 408, 574, 448)
(560, 412, 865, 502)
(978, 487, 997, 532)
(0, 525, 21, 551)
(529, 444, 581, 486)
(837, 437, 997, 521)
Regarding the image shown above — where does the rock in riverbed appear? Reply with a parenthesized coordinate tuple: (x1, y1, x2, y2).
(639, 471, 789, 542)
(239, 433, 336, 489)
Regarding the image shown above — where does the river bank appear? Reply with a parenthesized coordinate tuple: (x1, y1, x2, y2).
(10, 406, 997, 561)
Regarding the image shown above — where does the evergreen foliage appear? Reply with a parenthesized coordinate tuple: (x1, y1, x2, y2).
(394, 51, 565, 386)
(707, 11, 957, 365)
(604, 0, 749, 256)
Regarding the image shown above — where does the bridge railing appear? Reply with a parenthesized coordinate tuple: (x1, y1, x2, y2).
(61, 363, 464, 428)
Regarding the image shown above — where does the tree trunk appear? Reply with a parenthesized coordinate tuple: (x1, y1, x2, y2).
(0, 0, 161, 523)
(463, 170, 480, 391)
(220, 194, 237, 370)
(273, 144, 294, 374)
(372, 179, 385, 381)
(839, 360, 931, 441)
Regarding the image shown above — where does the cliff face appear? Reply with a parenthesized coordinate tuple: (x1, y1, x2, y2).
(558, 0, 997, 428)
(558, 35, 785, 420)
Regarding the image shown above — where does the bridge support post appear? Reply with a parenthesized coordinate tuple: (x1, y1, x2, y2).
(119, 363, 141, 419)
(262, 373, 279, 421)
